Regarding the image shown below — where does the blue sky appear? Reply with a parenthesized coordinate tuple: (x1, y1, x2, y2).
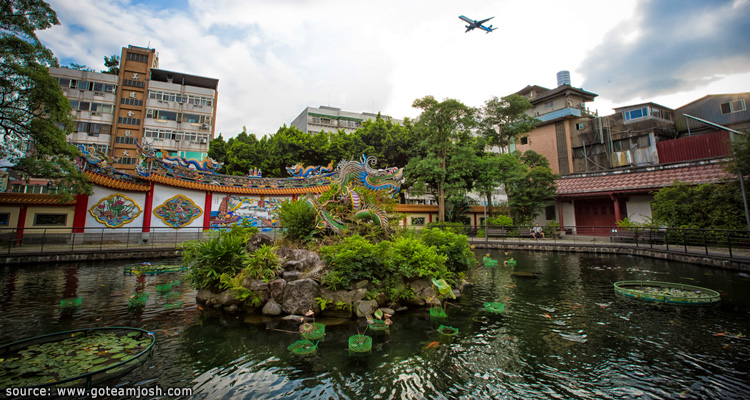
(40, 0, 750, 139)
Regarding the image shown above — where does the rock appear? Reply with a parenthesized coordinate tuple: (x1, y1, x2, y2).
(299, 261, 327, 282)
(375, 292, 387, 307)
(350, 288, 367, 303)
(242, 279, 269, 291)
(281, 314, 304, 321)
(220, 291, 241, 307)
(283, 271, 301, 281)
(406, 277, 436, 306)
(282, 278, 320, 315)
(276, 248, 321, 270)
(224, 305, 239, 313)
(452, 288, 461, 299)
(268, 279, 286, 303)
(196, 289, 220, 304)
(352, 280, 369, 290)
(379, 307, 395, 316)
(245, 233, 273, 254)
(262, 299, 283, 316)
(354, 300, 379, 318)
(283, 260, 304, 271)
(396, 306, 408, 312)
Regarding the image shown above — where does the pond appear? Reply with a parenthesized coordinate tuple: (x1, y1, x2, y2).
(1, 250, 749, 399)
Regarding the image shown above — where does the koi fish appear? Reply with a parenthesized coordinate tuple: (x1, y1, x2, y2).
(714, 332, 728, 337)
(426, 341, 440, 350)
(543, 313, 552, 319)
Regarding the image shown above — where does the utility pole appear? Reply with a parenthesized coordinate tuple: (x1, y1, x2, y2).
(739, 168, 750, 233)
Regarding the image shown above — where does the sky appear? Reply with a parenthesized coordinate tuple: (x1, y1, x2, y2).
(39, 0, 750, 140)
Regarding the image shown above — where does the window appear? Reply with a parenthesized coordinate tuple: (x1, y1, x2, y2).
(0, 213, 9, 226)
(411, 217, 425, 226)
(122, 79, 144, 88)
(117, 117, 141, 125)
(115, 136, 139, 145)
(624, 107, 648, 121)
(120, 97, 143, 106)
(576, 122, 585, 131)
(126, 52, 148, 63)
(545, 101, 554, 109)
(118, 157, 138, 165)
(637, 135, 651, 148)
(545, 205, 555, 220)
(57, 78, 70, 88)
(33, 214, 67, 226)
(720, 99, 746, 114)
(520, 137, 528, 145)
(183, 113, 201, 123)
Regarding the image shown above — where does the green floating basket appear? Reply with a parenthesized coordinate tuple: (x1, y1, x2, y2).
(348, 334, 372, 356)
(127, 293, 149, 309)
(60, 298, 82, 309)
(301, 322, 326, 340)
(438, 325, 459, 340)
(506, 259, 517, 266)
(368, 320, 390, 334)
(484, 302, 505, 314)
(163, 301, 183, 310)
(287, 339, 318, 356)
(483, 257, 498, 267)
(430, 306, 447, 319)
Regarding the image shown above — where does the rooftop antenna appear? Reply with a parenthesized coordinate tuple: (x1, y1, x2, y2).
(147, 41, 150, 49)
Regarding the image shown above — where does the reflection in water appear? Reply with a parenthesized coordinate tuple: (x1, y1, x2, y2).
(1, 252, 749, 398)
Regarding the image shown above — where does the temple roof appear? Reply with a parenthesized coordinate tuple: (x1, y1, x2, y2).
(556, 159, 732, 198)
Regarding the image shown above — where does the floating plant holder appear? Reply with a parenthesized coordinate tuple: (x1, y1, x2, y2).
(163, 301, 183, 310)
(483, 257, 498, 267)
(614, 280, 721, 305)
(437, 325, 459, 341)
(430, 306, 447, 320)
(0, 327, 155, 389)
(506, 259, 517, 266)
(300, 322, 326, 341)
(60, 297, 82, 310)
(287, 339, 318, 356)
(484, 302, 505, 314)
(348, 334, 372, 357)
(127, 293, 149, 310)
(123, 262, 187, 276)
(368, 320, 390, 334)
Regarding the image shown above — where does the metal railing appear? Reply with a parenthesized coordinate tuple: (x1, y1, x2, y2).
(1, 224, 748, 263)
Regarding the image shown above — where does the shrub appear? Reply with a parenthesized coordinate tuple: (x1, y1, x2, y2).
(244, 245, 281, 281)
(487, 215, 513, 227)
(426, 221, 467, 235)
(420, 227, 476, 274)
(276, 199, 317, 241)
(320, 235, 391, 289)
(388, 236, 448, 280)
(182, 224, 257, 290)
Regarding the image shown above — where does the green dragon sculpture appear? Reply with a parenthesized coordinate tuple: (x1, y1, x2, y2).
(305, 155, 403, 235)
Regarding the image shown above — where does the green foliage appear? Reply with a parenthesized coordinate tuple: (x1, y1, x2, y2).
(103, 54, 119, 75)
(315, 297, 333, 311)
(487, 215, 513, 227)
(0, 0, 92, 200)
(419, 228, 477, 274)
(320, 235, 390, 289)
(388, 236, 448, 279)
(651, 181, 744, 230)
(276, 199, 317, 241)
(244, 245, 281, 281)
(182, 224, 258, 290)
(478, 94, 538, 148)
(504, 151, 558, 225)
(426, 221, 467, 235)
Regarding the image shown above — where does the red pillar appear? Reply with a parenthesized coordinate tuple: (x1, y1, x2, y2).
(203, 191, 212, 230)
(428, 213, 433, 223)
(142, 184, 154, 233)
(17, 205, 27, 242)
(557, 199, 565, 230)
(473, 213, 477, 227)
(613, 196, 622, 224)
(72, 194, 89, 233)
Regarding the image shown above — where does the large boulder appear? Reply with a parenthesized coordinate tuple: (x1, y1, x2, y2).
(282, 278, 320, 315)
(299, 260, 328, 283)
(354, 300, 379, 318)
(276, 248, 321, 270)
(262, 299, 283, 316)
(196, 289, 221, 305)
(219, 291, 241, 307)
(245, 233, 273, 254)
(268, 279, 286, 304)
(405, 277, 437, 307)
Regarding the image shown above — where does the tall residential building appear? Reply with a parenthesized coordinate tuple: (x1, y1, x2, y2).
(291, 106, 402, 134)
(49, 45, 219, 172)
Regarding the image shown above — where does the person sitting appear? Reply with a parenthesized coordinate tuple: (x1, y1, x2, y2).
(531, 223, 545, 239)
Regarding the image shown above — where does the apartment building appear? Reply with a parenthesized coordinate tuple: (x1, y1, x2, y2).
(50, 45, 219, 172)
(291, 106, 402, 134)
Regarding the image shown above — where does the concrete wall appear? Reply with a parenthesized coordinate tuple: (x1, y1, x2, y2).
(626, 195, 653, 223)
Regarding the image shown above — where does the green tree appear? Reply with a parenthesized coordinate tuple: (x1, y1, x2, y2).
(103, 54, 119, 75)
(504, 151, 558, 225)
(651, 181, 744, 230)
(0, 0, 91, 199)
(478, 94, 538, 148)
(207, 133, 228, 173)
(407, 96, 478, 222)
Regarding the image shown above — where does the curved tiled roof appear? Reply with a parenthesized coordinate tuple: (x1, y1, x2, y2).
(143, 173, 331, 195)
(0, 193, 76, 205)
(557, 160, 733, 197)
(85, 171, 151, 192)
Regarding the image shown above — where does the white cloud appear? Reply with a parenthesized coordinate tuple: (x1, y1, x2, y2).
(39, 0, 749, 139)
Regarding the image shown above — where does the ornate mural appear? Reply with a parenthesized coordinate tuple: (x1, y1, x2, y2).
(210, 195, 282, 230)
(89, 194, 143, 228)
(153, 195, 203, 228)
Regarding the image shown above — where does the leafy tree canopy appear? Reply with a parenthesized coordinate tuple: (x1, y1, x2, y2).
(0, 0, 91, 199)
(651, 181, 744, 230)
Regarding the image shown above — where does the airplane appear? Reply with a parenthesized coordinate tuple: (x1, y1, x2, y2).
(458, 15, 497, 33)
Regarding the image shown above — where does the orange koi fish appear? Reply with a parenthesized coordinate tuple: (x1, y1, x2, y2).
(425, 341, 440, 350)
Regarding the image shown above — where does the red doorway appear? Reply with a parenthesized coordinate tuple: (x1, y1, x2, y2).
(574, 198, 617, 235)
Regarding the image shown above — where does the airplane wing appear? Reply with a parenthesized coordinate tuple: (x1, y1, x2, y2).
(477, 17, 494, 25)
(458, 15, 474, 24)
